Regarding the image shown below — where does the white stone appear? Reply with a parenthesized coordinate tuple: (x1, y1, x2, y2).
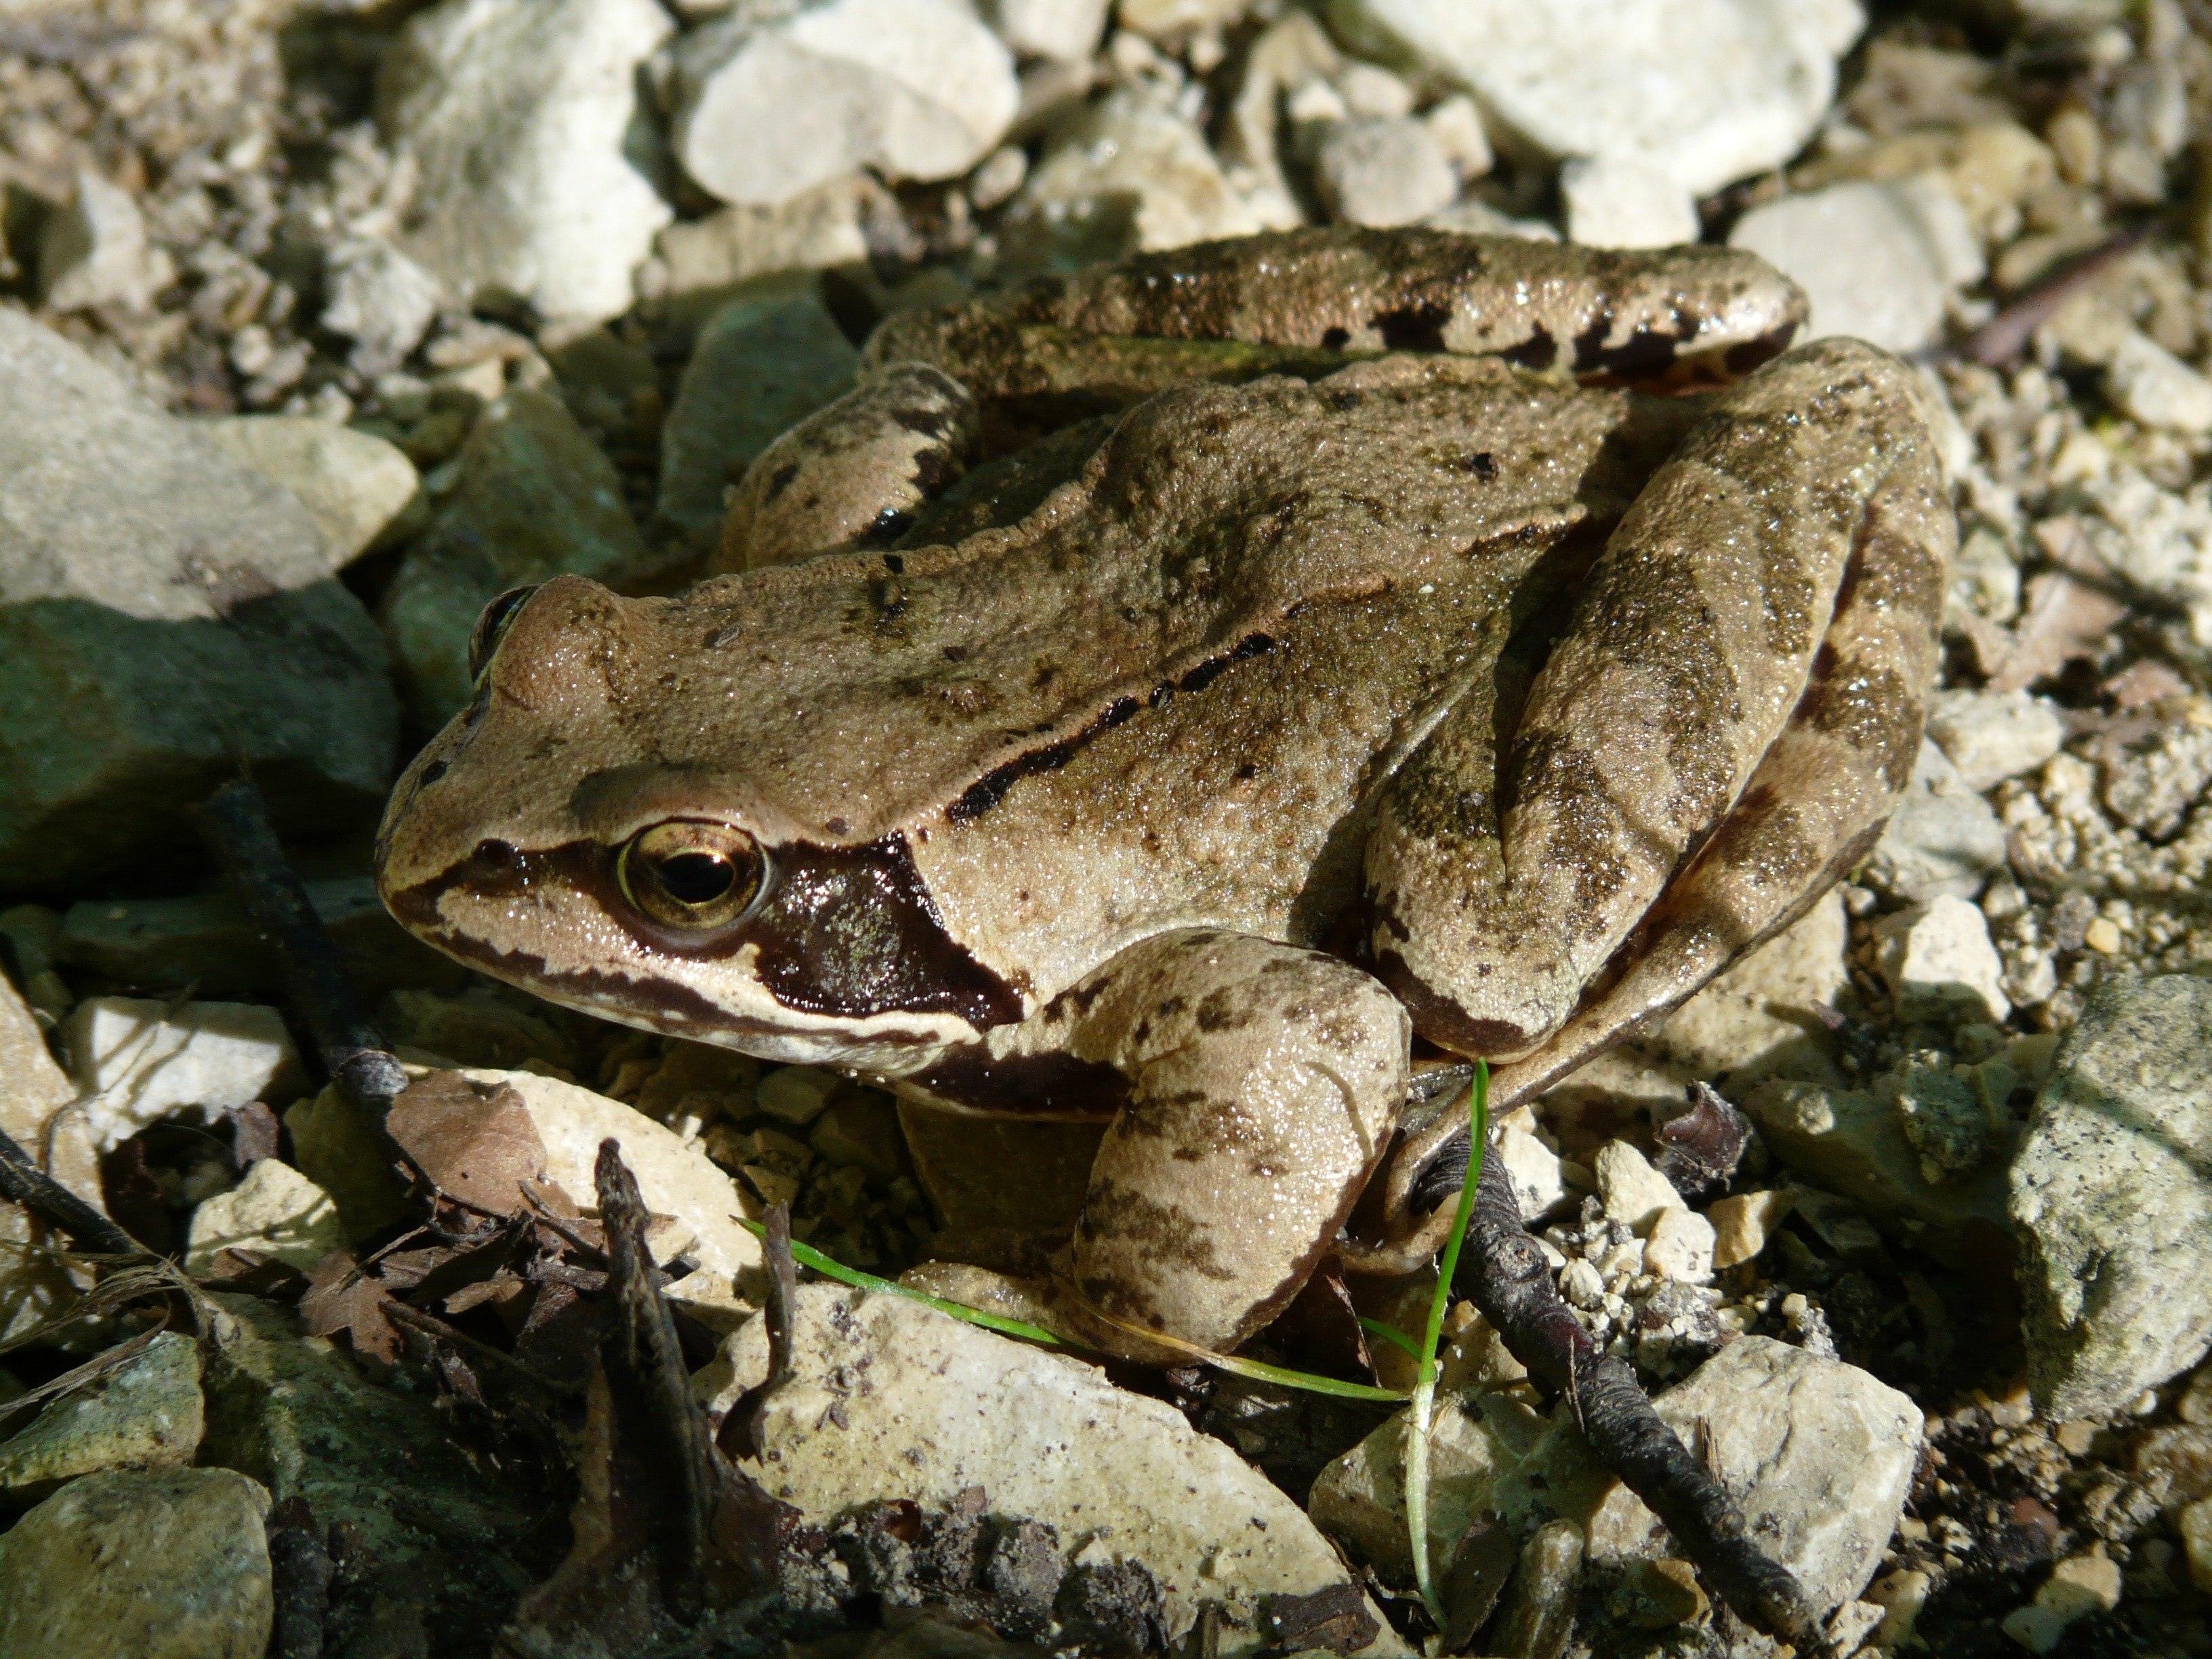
(1644, 1206, 1717, 1284)
(1315, 117, 1457, 227)
(1422, 94, 1492, 180)
(2001, 1555, 2123, 1653)
(451, 1067, 764, 1288)
(1646, 889, 1849, 1090)
(1729, 176, 1983, 354)
(380, 0, 675, 325)
(1872, 895, 2011, 1025)
(184, 1160, 347, 1276)
(38, 167, 172, 312)
(651, 176, 872, 296)
(983, 0, 1107, 61)
(1925, 687, 2067, 792)
(200, 417, 420, 569)
(1586, 1338, 1921, 1617)
(707, 1284, 1408, 1655)
(1561, 153, 1699, 249)
(2105, 328, 2212, 434)
(65, 999, 303, 1151)
(0, 312, 335, 622)
(1119, 0, 1248, 35)
(1013, 87, 1263, 253)
(1558, 1256, 1606, 1307)
(1864, 739, 2009, 903)
(319, 237, 443, 375)
(1, 973, 102, 1343)
(1593, 1140, 1683, 1233)
(1336, 0, 1863, 196)
(672, 0, 1018, 208)
(1498, 1120, 1574, 1222)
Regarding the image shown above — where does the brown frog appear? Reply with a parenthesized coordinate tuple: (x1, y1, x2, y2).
(375, 228, 1953, 1360)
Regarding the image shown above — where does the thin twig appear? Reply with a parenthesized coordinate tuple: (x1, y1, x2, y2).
(1454, 1151, 1819, 1646)
(197, 777, 407, 1110)
(1931, 224, 2150, 369)
(380, 1300, 580, 1398)
(0, 1124, 140, 1256)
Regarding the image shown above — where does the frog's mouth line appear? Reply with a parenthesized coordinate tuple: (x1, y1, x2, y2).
(383, 828, 1024, 1033)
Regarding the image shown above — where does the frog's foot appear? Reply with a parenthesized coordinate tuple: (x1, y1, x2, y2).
(942, 928, 1410, 1362)
(1366, 337, 1950, 1065)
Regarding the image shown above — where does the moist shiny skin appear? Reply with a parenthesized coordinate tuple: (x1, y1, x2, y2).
(375, 228, 1954, 1361)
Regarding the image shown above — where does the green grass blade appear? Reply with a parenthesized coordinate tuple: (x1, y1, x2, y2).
(1359, 1316, 1422, 1359)
(735, 1216, 1064, 1346)
(1408, 1059, 1490, 1625)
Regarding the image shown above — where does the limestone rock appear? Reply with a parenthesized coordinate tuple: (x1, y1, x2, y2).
(0, 970, 101, 1343)
(1862, 740, 2009, 903)
(380, 388, 643, 722)
(1729, 176, 1983, 353)
(380, 0, 674, 325)
(2184, 1496, 2212, 1593)
(2012, 975, 2212, 1418)
(200, 416, 420, 567)
(1584, 1337, 1921, 1617)
(1709, 1189, 1793, 1270)
(1005, 87, 1264, 268)
(1334, 0, 1863, 196)
(2000, 1553, 2124, 1653)
(0, 311, 397, 890)
(0, 1332, 203, 1501)
(65, 998, 303, 1151)
(1645, 1206, 1716, 1284)
(1314, 117, 1456, 228)
(1593, 1141, 1683, 1233)
(318, 237, 444, 377)
(1873, 895, 2011, 1024)
(657, 278, 859, 551)
(984, 0, 1109, 61)
(1925, 687, 2066, 791)
(651, 175, 872, 295)
(39, 166, 173, 312)
(184, 1160, 346, 1275)
(672, 0, 1018, 207)
(708, 1284, 1406, 1654)
(1741, 1077, 2012, 1264)
(0, 1469, 271, 1659)
(2105, 328, 2212, 435)
(1561, 153, 1699, 249)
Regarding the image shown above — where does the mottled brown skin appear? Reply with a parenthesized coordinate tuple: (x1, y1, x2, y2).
(375, 228, 1953, 1359)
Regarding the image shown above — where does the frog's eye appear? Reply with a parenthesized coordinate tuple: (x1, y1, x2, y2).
(616, 821, 767, 930)
(468, 586, 541, 682)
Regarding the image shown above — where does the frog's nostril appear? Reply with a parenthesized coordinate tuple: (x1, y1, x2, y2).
(419, 759, 449, 787)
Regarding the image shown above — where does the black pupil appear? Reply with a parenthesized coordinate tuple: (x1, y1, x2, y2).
(656, 851, 735, 905)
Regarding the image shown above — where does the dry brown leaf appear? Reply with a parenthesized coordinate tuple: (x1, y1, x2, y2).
(301, 1251, 403, 1366)
(1990, 569, 2128, 692)
(386, 1072, 549, 1216)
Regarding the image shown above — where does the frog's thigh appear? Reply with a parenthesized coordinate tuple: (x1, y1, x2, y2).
(1053, 928, 1410, 1353)
(713, 361, 979, 573)
(1371, 338, 1938, 1058)
(1490, 413, 1953, 1100)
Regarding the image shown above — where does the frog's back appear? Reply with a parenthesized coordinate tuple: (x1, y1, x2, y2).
(684, 359, 1671, 845)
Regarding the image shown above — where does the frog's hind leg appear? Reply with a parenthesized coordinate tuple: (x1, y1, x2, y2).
(1367, 337, 1946, 1067)
(1024, 929, 1410, 1361)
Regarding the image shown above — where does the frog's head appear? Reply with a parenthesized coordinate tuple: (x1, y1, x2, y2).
(374, 575, 1022, 1070)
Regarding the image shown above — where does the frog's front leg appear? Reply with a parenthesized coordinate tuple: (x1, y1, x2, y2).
(914, 929, 1410, 1359)
(1369, 337, 1945, 1062)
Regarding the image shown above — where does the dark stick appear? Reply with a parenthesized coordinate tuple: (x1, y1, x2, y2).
(597, 1137, 741, 1617)
(1453, 1148, 1819, 1647)
(0, 1126, 140, 1257)
(197, 778, 407, 1109)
